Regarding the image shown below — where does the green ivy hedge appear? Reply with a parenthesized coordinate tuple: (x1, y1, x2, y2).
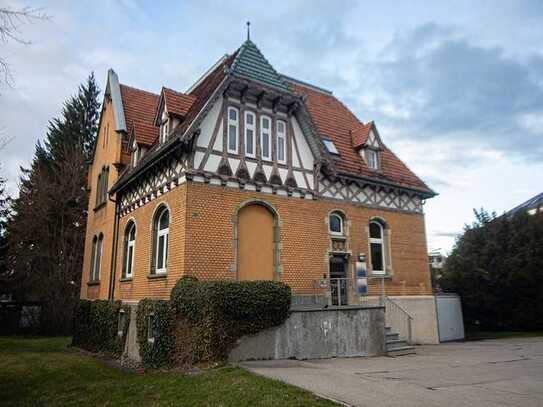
(136, 299, 175, 369)
(170, 277, 291, 362)
(72, 299, 129, 357)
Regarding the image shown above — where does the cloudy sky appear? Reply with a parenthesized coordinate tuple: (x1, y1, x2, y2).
(1, 0, 542, 252)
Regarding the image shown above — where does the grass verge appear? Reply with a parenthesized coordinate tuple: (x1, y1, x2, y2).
(0, 336, 336, 407)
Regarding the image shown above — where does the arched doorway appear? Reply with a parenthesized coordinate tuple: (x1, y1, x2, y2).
(237, 204, 275, 281)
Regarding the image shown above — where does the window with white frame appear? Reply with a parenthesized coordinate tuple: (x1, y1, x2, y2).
(132, 143, 139, 167)
(260, 115, 272, 160)
(123, 222, 136, 279)
(244, 111, 256, 157)
(366, 149, 379, 170)
(369, 221, 386, 274)
(276, 120, 287, 164)
(118, 310, 126, 336)
(227, 107, 239, 154)
(90, 233, 103, 281)
(152, 206, 169, 274)
(329, 212, 344, 235)
(160, 109, 169, 144)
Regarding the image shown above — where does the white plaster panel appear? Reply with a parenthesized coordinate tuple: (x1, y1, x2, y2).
(194, 151, 205, 169)
(204, 154, 221, 172)
(213, 122, 223, 151)
(228, 158, 240, 174)
(197, 96, 223, 148)
(292, 117, 315, 170)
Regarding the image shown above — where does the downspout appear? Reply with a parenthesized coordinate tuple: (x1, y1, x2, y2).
(108, 194, 121, 301)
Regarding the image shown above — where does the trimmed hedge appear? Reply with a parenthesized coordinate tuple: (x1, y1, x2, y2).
(72, 300, 129, 357)
(170, 277, 291, 362)
(136, 299, 175, 368)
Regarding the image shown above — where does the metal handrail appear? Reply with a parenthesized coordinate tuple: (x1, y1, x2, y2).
(384, 296, 414, 344)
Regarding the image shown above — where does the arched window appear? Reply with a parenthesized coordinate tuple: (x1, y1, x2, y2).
(227, 107, 239, 154)
(90, 233, 103, 281)
(369, 221, 386, 274)
(152, 206, 169, 274)
(329, 212, 344, 235)
(122, 222, 136, 279)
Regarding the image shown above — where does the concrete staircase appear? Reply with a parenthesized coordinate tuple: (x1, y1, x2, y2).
(385, 326, 416, 357)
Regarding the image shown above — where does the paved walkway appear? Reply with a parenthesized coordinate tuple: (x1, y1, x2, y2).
(240, 337, 543, 407)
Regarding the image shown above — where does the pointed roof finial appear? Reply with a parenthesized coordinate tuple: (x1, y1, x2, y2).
(246, 21, 251, 41)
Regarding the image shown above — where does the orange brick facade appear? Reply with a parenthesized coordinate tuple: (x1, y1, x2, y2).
(82, 181, 432, 302)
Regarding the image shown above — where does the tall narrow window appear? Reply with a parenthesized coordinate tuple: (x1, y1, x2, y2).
(329, 212, 344, 235)
(103, 167, 109, 204)
(152, 206, 169, 274)
(276, 120, 286, 164)
(244, 111, 256, 158)
(366, 149, 379, 170)
(95, 174, 102, 207)
(260, 115, 271, 160)
(90, 236, 97, 281)
(228, 107, 239, 154)
(369, 221, 386, 274)
(123, 222, 136, 279)
(91, 233, 103, 281)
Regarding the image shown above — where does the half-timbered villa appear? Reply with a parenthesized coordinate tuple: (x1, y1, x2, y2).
(81, 37, 439, 345)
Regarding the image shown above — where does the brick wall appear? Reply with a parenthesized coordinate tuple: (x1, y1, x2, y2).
(108, 180, 432, 302)
(81, 97, 123, 300)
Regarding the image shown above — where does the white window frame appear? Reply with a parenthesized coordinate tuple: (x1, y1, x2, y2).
(125, 223, 136, 279)
(366, 149, 379, 170)
(260, 115, 272, 161)
(92, 234, 103, 281)
(244, 111, 256, 158)
(147, 314, 155, 343)
(155, 210, 169, 274)
(369, 221, 386, 275)
(276, 120, 287, 164)
(227, 107, 239, 154)
(329, 213, 343, 236)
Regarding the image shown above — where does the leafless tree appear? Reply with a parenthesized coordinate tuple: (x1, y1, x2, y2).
(0, 6, 49, 87)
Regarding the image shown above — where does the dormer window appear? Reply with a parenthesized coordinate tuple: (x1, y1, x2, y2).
(131, 140, 139, 167)
(160, 111, 169, 144)
(366, 149, 379, 170)
(160, 121, 169, 144)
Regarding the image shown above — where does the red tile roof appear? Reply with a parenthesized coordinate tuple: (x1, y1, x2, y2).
(162, 87, 195, 118)
(119, 84, 159, 146)
(290, 82, 432, 193)
(351, 121, 373, 149)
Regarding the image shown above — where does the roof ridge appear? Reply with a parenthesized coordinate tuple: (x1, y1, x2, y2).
(120, 83, 159, 97)
(281, 74, 333, 95)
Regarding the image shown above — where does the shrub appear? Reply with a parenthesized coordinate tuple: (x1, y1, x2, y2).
(72, 299, 129, 356)
(136, 299, 175, 369)
(171, 277, 291, 362)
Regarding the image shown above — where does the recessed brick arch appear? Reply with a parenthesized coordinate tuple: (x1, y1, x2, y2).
(232, 199, 281, 281)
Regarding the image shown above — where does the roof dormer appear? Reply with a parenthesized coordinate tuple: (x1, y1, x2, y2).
(351, 121, 384, 171)
(154, 87, 196, 144)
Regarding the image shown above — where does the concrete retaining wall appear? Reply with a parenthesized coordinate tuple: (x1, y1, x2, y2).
(228, 305, 385, 362)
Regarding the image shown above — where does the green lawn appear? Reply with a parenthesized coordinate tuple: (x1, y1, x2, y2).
(0, 337, 336, 407)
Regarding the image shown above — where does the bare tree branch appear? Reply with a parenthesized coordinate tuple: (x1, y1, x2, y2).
(0, 7, 50, 87)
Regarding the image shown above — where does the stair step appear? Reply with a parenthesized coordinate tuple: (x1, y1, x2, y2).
(386, 339, 409, 350)
(387, 346, 416, 357)
(385, 326, 392, 334)
(386, 332, 400, 341)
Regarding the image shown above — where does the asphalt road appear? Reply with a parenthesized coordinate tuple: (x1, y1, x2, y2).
(241, 337, 543, 407)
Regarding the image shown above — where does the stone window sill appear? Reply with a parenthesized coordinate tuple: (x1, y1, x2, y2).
(93, 202, 106, 212)
(147, 273, 167, 280)
(368, 273, 393, 280)
(119, 277, 133, 283)
(87, 280, 100, 286)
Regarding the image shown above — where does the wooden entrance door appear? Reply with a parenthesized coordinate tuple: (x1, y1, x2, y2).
(238, 204, 274, 281)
